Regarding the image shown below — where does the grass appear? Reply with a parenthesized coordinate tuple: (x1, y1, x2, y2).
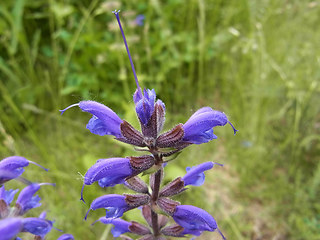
(0, 0, 320, 239)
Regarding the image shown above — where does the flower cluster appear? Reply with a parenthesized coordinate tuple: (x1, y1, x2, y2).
(0, 156, 74, 240)
(61, 10, 237, 240)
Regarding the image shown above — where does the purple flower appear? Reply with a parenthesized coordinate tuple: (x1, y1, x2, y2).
(95, 217, 131, 237)
(172, 205, 225, 239)
(16, 183, 54, 215)
(81, 158, 133, 202)
(85, 194, 130, 220)
(0, 185, 19, 205)
(182, 107, 237, 144)
(22, 217, 53, 237)
(57, 234, 75, 240)
(135, 14, 145, 26)
(182, 162, 223, 187)
(0, 218, 23, 240)
(85, 194, 150, 220)
(60, 101, 123, 137)
(133, 88, 164, 126)
(80, 156, 155, 202)
(0, 156, 48, 184)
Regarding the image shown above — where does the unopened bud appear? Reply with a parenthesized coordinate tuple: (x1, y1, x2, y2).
(118, 121, 145, 147)
(157, 197, 180, 215)
(124, 194, 150, 208)
(156, 124, 184, 148)
(125, 176, 149, 193)
(161, 224, 184, 237)
(129, 156, 155, 172)
(159, 177, 185, 197)
(129, 221, 151, 235)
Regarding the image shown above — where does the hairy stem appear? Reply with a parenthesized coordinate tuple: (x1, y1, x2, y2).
(151, 168, 162, 236)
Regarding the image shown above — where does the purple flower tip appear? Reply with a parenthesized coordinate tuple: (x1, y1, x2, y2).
(16, 183, 54, 214)
(172, 205, 217, 232)
(0, 156, 47, 184)
(60, 101, 123, 137)
(80, 184, 86, 203)
(80, 158, 132, 203)
(57, 234, 75, 240)
(228, 120, 238, 135)
(28, 161, 49, 171)
(0, 185, 19, 205)
(183, 107, 235, 144)
(182, 162, 223, 186)
(22, 217, 52, 236)
(85, 194, 128, 220)
(95, 217, 131, 237)
(59, 103, 79, 115)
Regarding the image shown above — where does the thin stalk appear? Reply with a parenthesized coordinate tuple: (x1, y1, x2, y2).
(113, 10, 143, 98)
(151, 169, 162, 236)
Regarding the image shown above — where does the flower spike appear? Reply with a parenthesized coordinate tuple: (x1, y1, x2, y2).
(113, 10, 142, 98)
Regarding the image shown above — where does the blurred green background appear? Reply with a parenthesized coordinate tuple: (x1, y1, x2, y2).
(0, 0, 319, 239)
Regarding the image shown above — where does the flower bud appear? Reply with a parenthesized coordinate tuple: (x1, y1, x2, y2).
(156, 124, 184, 148)
(159, 177, 185, 197)
(117, 120, 145, 146)
(156, 198, 180, 216)
(124, 176, 149, 193)
(129, 221, 151, 235)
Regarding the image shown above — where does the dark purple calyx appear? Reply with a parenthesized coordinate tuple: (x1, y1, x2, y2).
(124, 176, 149, 194)
(124, 194, 150, 209)
(129, 221, 151, 235)
(159, 177, 185, 197)
(160, 224, 184, 237)
(156, 197, 180, 216)
(129, 156, 155, 173)
(117, 120, 146, 147)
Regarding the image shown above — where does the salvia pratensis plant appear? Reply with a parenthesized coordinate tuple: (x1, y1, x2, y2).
(0, 156, 74, 240)
(60, 10, 237, 239)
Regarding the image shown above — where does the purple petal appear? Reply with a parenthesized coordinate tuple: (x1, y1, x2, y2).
(0, 185, 19, 205)
(95, 217, 131, 237)
(60, 101, 123, 137)
(135, 14, 145, 26)
(0, 156, 48, 183)
(134, 89, 156, 125)
(57, 234, 75, 240)
(81, 158, 133, 202)
(0, 218, 23, 240)
(183, 108, 231, 144)
(79, 101, 123, 137)
(182, 162, 223, 187)
(84, 158, 132, 186)
(22, 218, 52, 236)
(85, 194, 128, 220)
(16, 183, 54, 214)
(172, 205, 217, 232)
(16, 184, 41, 213)
(0, 156, 29, 182)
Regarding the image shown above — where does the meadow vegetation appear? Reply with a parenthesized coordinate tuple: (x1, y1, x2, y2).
(0, 0, 319, 239)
